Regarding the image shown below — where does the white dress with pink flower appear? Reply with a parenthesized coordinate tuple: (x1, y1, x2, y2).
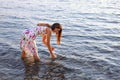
(20, 26, 47, 57)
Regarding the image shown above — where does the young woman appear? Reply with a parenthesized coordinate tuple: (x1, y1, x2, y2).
(20, 23, 62, 62)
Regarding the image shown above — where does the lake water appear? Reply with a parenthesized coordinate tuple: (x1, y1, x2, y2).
(0, 0, 120, 80)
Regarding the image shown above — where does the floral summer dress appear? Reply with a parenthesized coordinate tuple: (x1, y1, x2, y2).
(20, 26, 47, 56)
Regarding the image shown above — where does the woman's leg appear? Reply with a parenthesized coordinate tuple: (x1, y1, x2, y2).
(20, 38, 26, 59)
(20, 38, 34, 60)
(32, 41, 40, 62)
(21, 50, 26, 59)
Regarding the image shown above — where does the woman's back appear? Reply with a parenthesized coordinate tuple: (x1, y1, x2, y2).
(22, 26, 47, 41)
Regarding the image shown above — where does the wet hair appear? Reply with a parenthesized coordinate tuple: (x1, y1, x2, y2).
(51, 23, 62, 45)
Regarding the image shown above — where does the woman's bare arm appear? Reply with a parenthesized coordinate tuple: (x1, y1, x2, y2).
(46, 28, 56, 59)
(42, 34, 54, 51)
(37, 23, 51, 27)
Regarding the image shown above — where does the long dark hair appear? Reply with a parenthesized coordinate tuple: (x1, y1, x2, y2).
(51, 23, 62, 45)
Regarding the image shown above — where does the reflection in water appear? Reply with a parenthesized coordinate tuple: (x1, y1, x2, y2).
(40, 61, 65, 80)
(22, 57, 40, 80)
(22, 57, 66, 80)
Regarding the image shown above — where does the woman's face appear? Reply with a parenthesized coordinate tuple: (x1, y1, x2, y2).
(53, 28, 60, 34)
